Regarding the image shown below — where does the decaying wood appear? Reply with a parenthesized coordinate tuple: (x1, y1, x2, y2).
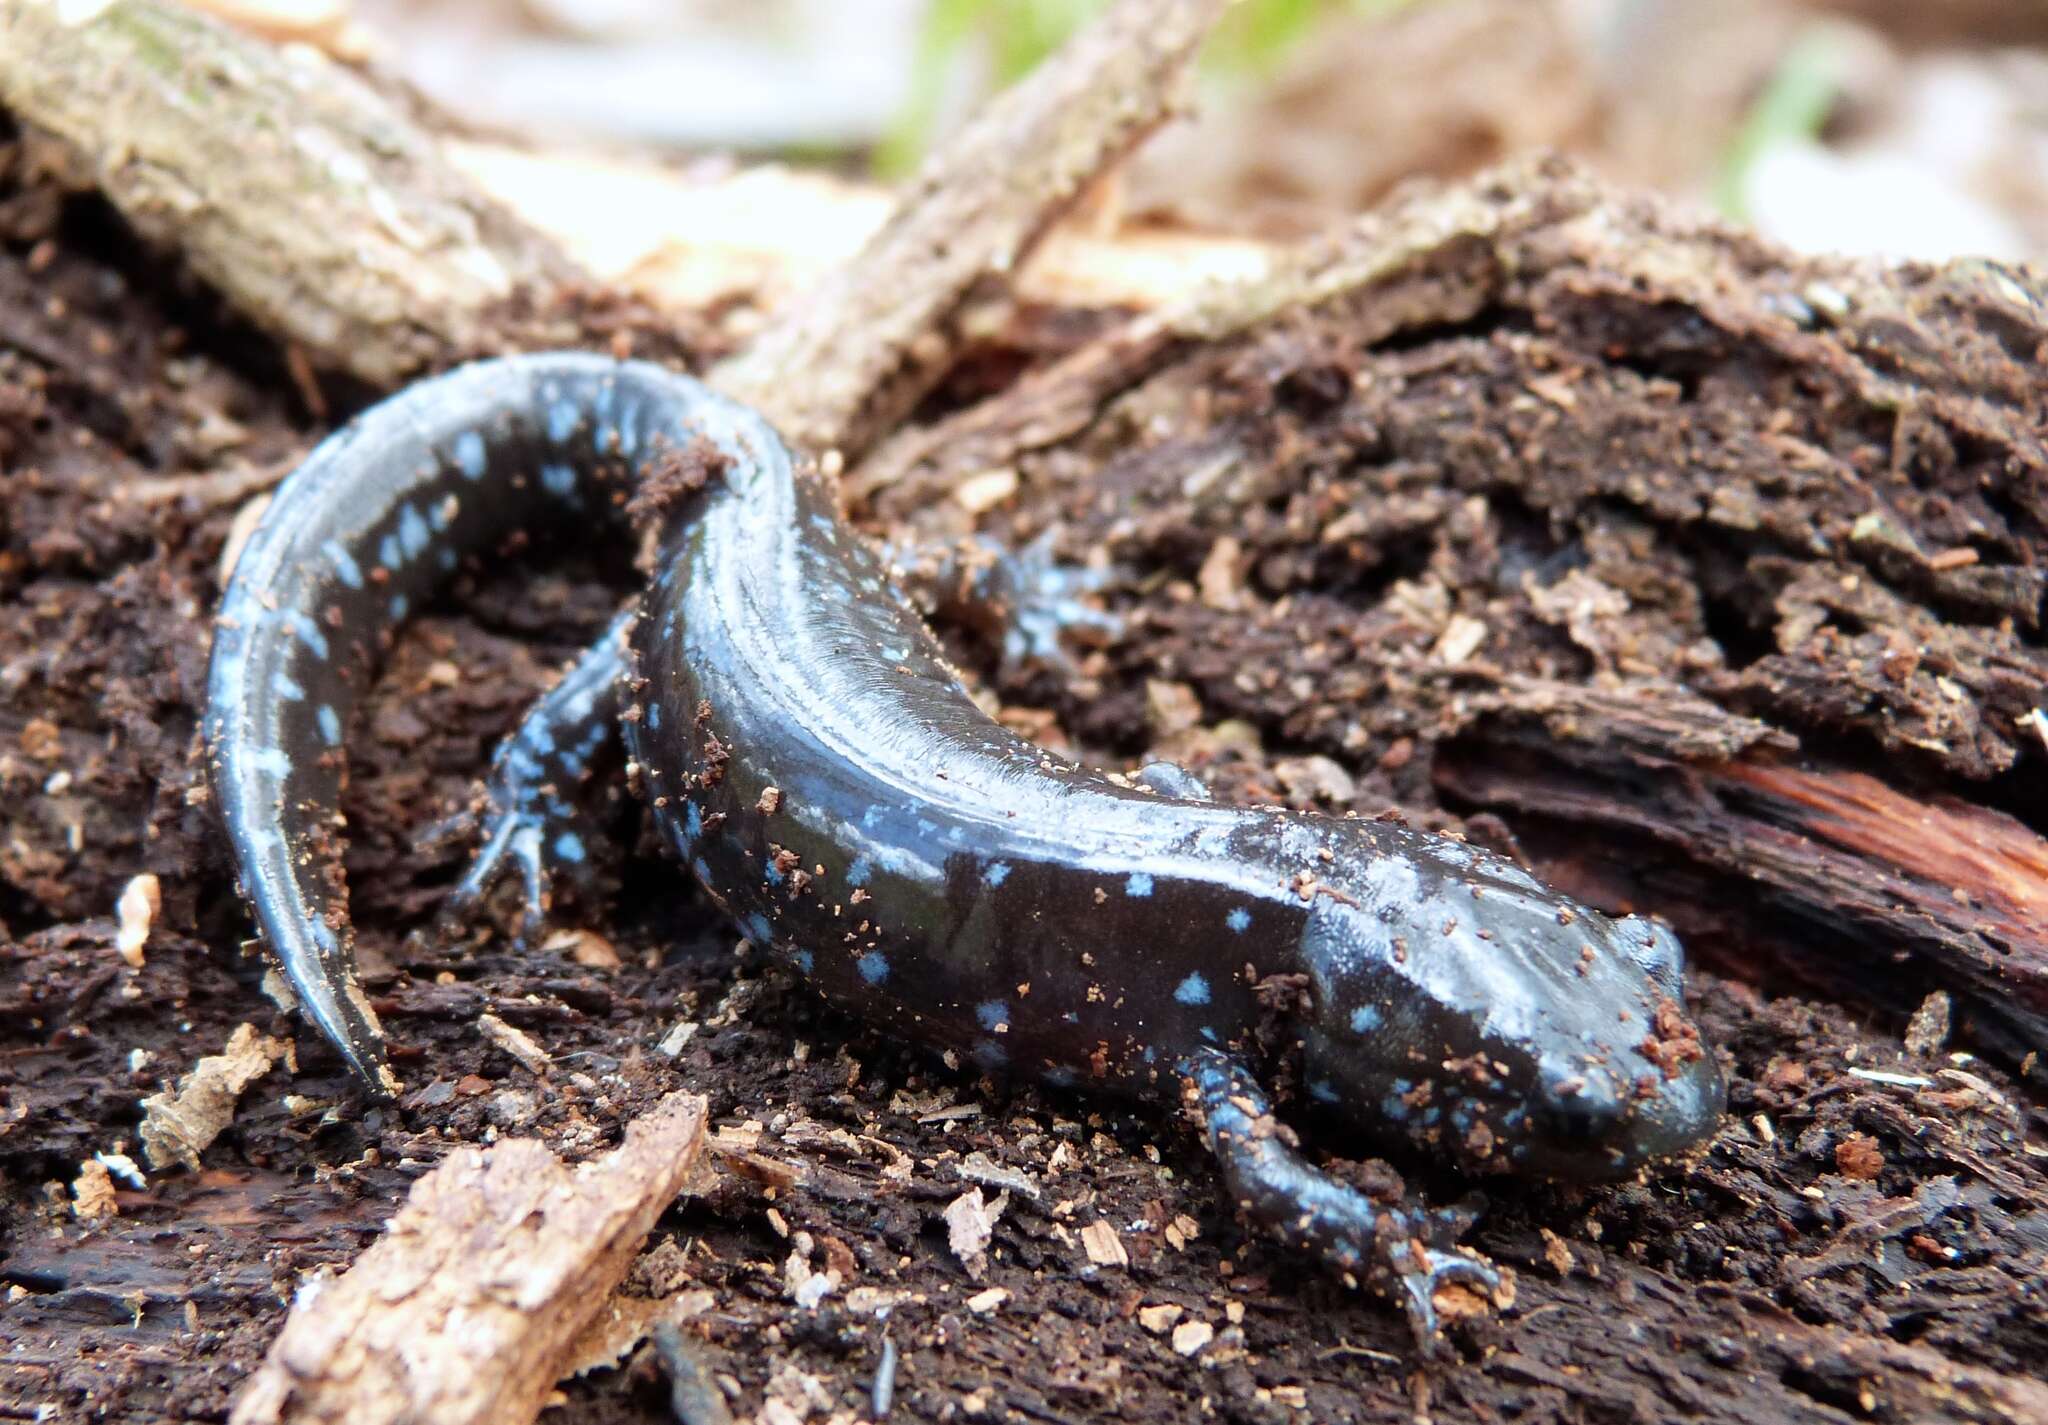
(709, 0, 1229, 458)
(227, 1091, 706, 1425)
(0, 0, 585, 385)
(848, 154, 2048, 1076)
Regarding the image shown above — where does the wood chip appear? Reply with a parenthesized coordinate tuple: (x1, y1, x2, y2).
(1904, 991, 1951, 1057)
(1079, 1219, 1128, 1268)
(138, 1023, 289, 1171)
(953, 468, 1019, 513)
(944, 1188, 1004, 1276)
(964, 1287, 1010, 1314)
(70, 1158, 118, 1220)
(478, 1013, 552, 1076)
(560, 1289, 714, 1379)
(1171, 1320, 1213, 1356)
(542, 929, 622, 970)
(229, 1092, 707, 1425)
(114, 872, 159, 968)
(1137, 1303, 1184, 1333)
(1197, 535, 1242, 609)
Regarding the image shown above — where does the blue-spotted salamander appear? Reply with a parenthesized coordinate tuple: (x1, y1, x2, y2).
(205, 353, 1724, 1342)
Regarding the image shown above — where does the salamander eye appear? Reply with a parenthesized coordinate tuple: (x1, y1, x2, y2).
(1619, 917, 1686, 993)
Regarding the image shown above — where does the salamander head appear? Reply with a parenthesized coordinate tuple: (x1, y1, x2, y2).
(1293, 846, 1724, 1181)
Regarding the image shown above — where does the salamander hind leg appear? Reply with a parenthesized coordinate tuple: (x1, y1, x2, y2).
(1185, 1048, 1502, 1352)
(440, 607, 632, 942)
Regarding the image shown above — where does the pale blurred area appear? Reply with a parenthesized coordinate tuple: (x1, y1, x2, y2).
(321, 0, 2048, 264)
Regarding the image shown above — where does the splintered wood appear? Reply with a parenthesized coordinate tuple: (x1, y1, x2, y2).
(228, 1092, 706, 1425)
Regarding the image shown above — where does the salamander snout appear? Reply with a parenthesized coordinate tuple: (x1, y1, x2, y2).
(1521, 1040, 1726, 1180)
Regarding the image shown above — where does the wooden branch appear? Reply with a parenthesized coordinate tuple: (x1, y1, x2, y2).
(227, 1092, 706, 1425)
(709, 0, 1230, 459)
(0, 0, 583, 386)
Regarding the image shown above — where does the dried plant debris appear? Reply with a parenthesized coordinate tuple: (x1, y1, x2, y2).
(229, 1092, 706, 1425)
(138, 1024, 290, 1172)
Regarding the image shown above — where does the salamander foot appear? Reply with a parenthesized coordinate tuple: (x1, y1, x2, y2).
(1185, 1048, 1504, 1352)
(440, 610, 630, 942)
(899, 531, 1121, 679)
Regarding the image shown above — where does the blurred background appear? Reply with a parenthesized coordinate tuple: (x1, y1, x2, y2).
(323, 0, 2048, 262)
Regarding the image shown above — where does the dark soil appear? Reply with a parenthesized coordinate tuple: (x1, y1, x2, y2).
(3, 150, 2044, 1423)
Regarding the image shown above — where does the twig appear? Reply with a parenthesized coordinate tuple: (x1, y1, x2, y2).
(710, 0, 1231, 461)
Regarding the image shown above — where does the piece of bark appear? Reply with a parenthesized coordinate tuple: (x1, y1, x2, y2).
(0, 0, 583, 386)
(137, 1022, 290, 1172)
(709, 0, 1230, 459)
(227, 1091, 706, 1425)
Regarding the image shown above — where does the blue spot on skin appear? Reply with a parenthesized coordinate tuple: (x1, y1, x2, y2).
(857, 951, 889, 984)
(975, 1001, 1008, 1031)
(453, 431, 486, 479)
(1199, 1026, 1219, 1043)
(1174, 972, 1211, 1006)
(541, 463, 576, 497)
(764, 857, 784, 885)
(429, 500, 453, 532)
(389, 594, 409, 621)
(743, 913, 773, 944)
(315, 705, 342, 747)
(1226, 907, 1251, 933)
(1380, 1094, 1411, 1123)
(284, 611, 328, 661)
(985, 861, 1011, 887)
(272, 671, 303, 701)
(554, 832, 586, 863)
(691, 857, 713, 885)
(547, 400, 578, 442)
(248, 747, 290, 777)
(1350, 1004, 1382, 1034)
(1142, 1045, 1157, 1065)
(791, 949, 815, 974)
(438, 549, 457, 572)
(1310, 1079, 1341, 1104)
(322, 540, 363, 589)
(399, 506, 430, 560)
(646, 702, 660, 731)
(845, 856, 872, 888)
(684, 801, 702, 840)
(379, 533, 402, 569)
(1126, 872, 1154, 898)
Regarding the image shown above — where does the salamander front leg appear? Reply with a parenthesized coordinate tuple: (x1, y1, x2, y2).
(439, 608, 631, 941)
(1185, 1047, 1501, 1350)
(897, 531, 1121, 679)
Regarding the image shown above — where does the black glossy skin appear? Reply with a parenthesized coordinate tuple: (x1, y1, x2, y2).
(206, 354, 1725, 1338)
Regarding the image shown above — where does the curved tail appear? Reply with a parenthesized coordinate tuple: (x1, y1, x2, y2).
(204, 353, 786, 1090)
